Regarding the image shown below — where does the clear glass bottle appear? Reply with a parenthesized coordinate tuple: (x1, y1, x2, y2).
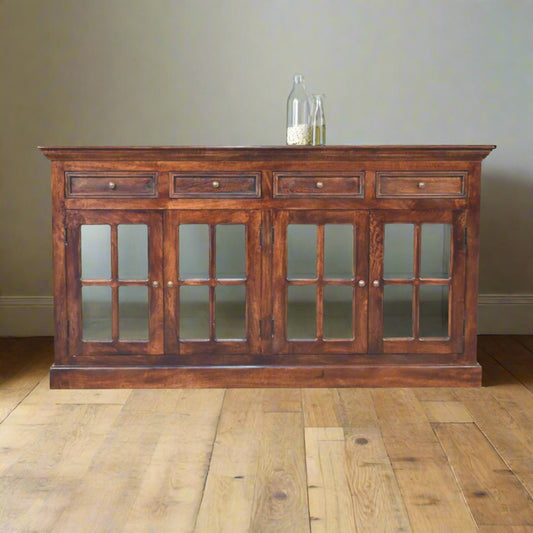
(286, 74, 311, 145)
(311, 94, 326, 146)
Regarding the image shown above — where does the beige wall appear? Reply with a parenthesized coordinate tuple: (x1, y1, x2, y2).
(1, 1, 532, 329)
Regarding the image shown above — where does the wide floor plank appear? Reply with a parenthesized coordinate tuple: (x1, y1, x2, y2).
(372, 389, 478, 532)
(434, 422, 533, 527)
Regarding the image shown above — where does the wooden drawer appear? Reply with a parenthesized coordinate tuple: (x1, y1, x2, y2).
(170, 172, 261, 198)
(273, 172, 364, 198)
(376, 172, 467, 198)
(66, 172, 157, 198)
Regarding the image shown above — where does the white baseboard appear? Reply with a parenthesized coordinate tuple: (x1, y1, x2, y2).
(0, 294, 531, 337)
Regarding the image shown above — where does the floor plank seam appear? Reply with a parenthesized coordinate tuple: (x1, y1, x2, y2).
(480, 340, 533, 396)
(369, 391, 415, 533)
(0, 372, 48, 425)
(431, 421, 480, 529)
(481, 348, 533, 398)
(470, 418, 533, 503)
(191, 388, 227, 533)
(515, 336, 533, 357)
(300, 389, 315, 531)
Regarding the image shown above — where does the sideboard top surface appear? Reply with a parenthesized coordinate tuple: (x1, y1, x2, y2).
(39, 145, 496, 162)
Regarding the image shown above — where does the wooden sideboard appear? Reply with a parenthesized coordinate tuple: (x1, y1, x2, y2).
(40, 145, 495, 388)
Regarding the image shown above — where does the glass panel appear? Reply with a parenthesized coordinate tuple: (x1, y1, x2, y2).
(82, 286, 112, 341)
(287, 285, 316, 340)
(384, 224, 414, 279)
(288, 225, 317, 279)
(421, 224, 451, 279)
(216, 225, 246, 279)
(118, 225, 148, 280)
(420, 285, 450, 338)
(324, 225, 354, 279)
(119, 286, 149, 341)
(324, 285, 353, 339)
(383, 285, 413, 338)
(180, 225, 209, 279)
(216, 285, 246, 340)
(179, 286, 209, 340)
(81, 225, 110, 280)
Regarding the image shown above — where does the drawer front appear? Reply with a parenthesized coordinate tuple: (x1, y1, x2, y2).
(273, 172, 364, 198)
(171, 173, 261, 198)
(376, 172, 467, 198)
(66, 172, 158, 198)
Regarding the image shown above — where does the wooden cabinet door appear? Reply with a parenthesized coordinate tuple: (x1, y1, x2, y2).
(66, 210, 164, 356)
(272, 210, 369, 355)
(164, 210, 261, 355)
(369, 210, 466, 354)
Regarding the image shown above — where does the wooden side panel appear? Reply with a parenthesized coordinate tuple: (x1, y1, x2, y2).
(51, 161, 68, 364)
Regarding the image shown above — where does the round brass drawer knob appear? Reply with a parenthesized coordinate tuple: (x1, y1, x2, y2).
(358, 280, 366, 287)
(212, 180, 220, 189)
(417, 181, 426, 189)
(372, 280, 380, 288)
(108, 181, 117, 190)
(316, 181, 324, 189)
(152, 281, 159, 288)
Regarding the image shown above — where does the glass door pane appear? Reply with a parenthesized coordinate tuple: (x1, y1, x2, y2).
(119, 286, 149, 341)
(179, 286, 210, 340)
(179, 224, 209, 279)
(81, 225, 111, 280)
(287, 285, 316, 340)
(216, 225, 246, 279)
(421, 224, 451, 278)
(324, 224, 353, 279)
(118, 225, 148, 280)
(420, 285, 449, 338)
(383, 285, 413, 338)
(216, 285, 246, 339)
(384, 224, 414, 279)
(82, 286, 112, 341)
(323, 285, 353, 339)
(288, 225, 317, 279)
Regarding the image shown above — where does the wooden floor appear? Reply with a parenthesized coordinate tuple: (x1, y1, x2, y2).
(0, 337, 532, 532)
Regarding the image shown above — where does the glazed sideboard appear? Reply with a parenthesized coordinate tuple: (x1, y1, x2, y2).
(40, 145, 495, 388)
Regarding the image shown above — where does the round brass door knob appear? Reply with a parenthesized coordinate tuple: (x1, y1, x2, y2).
(372, 280, 380, 287)
(167, 281, 174, 288)
(152, 281, 159, 288)
(212, 180, 220, 188)
(358, 280, 366, 287)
